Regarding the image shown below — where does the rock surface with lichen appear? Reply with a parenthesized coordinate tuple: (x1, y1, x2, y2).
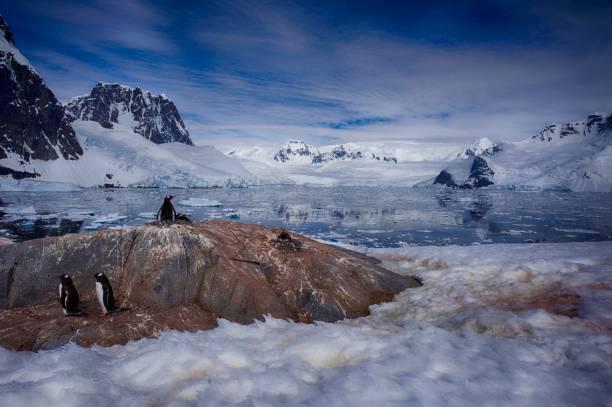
(0, 221, 420, 350)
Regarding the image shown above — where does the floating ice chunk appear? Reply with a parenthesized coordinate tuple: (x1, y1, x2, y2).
(83, 224, 101, 230)
(225, 212, 240, 219)
(177, 198, 223, 207)
(553, 227, 599, 235)
(64, 209, 96, 216)
(92, 213, 128, 224)
(138, 212, 157, 219)
(1, 206, 37, 215)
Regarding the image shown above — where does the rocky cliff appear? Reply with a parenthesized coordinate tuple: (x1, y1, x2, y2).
(0, 221, 420, 350)
(66, 82, 193, 145)
(0, 16, 82, 165)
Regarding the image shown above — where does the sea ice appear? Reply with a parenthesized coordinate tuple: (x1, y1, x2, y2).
(177, 198, 224, 207)
(91, 213, 128, 224)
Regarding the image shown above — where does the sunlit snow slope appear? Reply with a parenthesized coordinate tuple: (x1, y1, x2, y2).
(1, 120, 260, 188)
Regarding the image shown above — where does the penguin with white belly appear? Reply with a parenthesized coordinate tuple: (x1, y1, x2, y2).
(94, 272, 120, 315)
(57, 274, 82, 316)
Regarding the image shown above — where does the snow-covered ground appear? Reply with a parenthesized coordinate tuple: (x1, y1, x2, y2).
(0, 120, 262, 189)
(222, 113, 612, 191)
(1, 241, 610, 406)
(224, 141, 460, 187)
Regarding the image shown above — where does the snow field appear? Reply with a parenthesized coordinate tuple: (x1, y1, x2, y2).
(0, 241, 610, 406)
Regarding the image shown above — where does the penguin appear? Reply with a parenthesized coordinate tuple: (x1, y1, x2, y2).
(94, 272, 119, 315)
(157, 195, 177, 222)
(57, 274, 81, 316)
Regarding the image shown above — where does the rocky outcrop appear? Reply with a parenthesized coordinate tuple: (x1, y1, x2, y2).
(433, 169, 457, 188)
(0, 17, 83, 163)
(66, 83, 193, 145)
(0, 221, 420, 350)
(433, 156, 495, 189)
(532, 112, 612, 143)
(274, 140, 317, 162)
(465, 156, 495, 188)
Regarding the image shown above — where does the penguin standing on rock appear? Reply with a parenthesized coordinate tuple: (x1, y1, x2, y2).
(157, 195, 177, 222)
(57, 274, 81, 316)
(94, 272, 120, 315)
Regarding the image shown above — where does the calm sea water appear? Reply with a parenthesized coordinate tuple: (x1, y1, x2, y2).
(1, 186, 611, 247)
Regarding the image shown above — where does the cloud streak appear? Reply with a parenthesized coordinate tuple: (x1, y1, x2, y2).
(3, 0, 612, 146)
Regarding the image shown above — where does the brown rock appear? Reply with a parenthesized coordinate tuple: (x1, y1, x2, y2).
(0, 221, 420, 350)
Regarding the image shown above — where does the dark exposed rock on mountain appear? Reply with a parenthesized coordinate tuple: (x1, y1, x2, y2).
(0, 16, 82, 163)
(274, 140, 316, 162)
(532, 112, 612, 143)
(66, 82, 193, 145)
(466, 156, 495, 188)
(434, 156, 494, 189)
(0, 221, 420, 350)
(433, 169, 457, 188)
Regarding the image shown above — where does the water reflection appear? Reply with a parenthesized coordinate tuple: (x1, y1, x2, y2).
(0, 186, 611, 247)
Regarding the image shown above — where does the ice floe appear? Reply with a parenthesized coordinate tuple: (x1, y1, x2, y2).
(177, 198, 224, 207)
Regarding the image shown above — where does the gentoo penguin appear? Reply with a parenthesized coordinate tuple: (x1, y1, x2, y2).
(57, 274, 81, 315)
(94, 272, 119, 315)
(157, 195, 177, 222)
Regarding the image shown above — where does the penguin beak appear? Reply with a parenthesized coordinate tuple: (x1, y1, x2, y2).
(56, 274, 64, 280)
(169, 195, 175, 200)
(92, 273, 98, 278)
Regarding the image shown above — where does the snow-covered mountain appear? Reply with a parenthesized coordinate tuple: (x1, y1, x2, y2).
(431, 112, 612, 191)
(66, 82, 193, 145)
(0, 15, 82, 177)
(456, 137, 502, 159)
(0, 17, 258, 189)
(272, 140, 398, 164)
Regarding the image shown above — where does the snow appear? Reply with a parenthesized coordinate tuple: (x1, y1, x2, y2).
(0, 205, 36, 215)
(137, 212, 157, 219)
(0, 120, 264, 189)
(91, 213, 127, 224)
(0, 180, 81, 192)
(221, 113, 612, 191)
(0, 241, 610, 406)
(177, 198, 224, 207)
(0, 28, 36, 73)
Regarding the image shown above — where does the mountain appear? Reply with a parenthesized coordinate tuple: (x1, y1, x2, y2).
(273, 140, 398, 164)
(66, 82, 193, 145)
(0, 15, 82, 177)
(456, 137, 502, 159)
(431, 112, 612, 191)
(0, 17, 260, 189)
(273, 140, 317, 163)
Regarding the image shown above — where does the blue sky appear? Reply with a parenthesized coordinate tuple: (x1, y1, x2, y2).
(3, 0, 612, 146)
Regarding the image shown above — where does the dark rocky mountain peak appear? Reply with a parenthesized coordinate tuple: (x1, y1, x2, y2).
(0, 16, 82, 166)
(0, 15, 15, 46)
(66, 82, 193, 145)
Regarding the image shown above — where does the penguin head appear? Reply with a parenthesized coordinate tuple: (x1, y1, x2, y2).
(93, 272, 107, 282)
(164, 195, 175, 202)
(57, 274, 73, 284)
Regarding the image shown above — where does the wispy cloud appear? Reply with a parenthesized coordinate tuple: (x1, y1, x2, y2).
(4, 0, 612, 146)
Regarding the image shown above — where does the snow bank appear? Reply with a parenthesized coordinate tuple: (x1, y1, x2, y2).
(177, 198, 223, 207)
(0, 241, 610, 406)
(0, 179, 81, 192)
